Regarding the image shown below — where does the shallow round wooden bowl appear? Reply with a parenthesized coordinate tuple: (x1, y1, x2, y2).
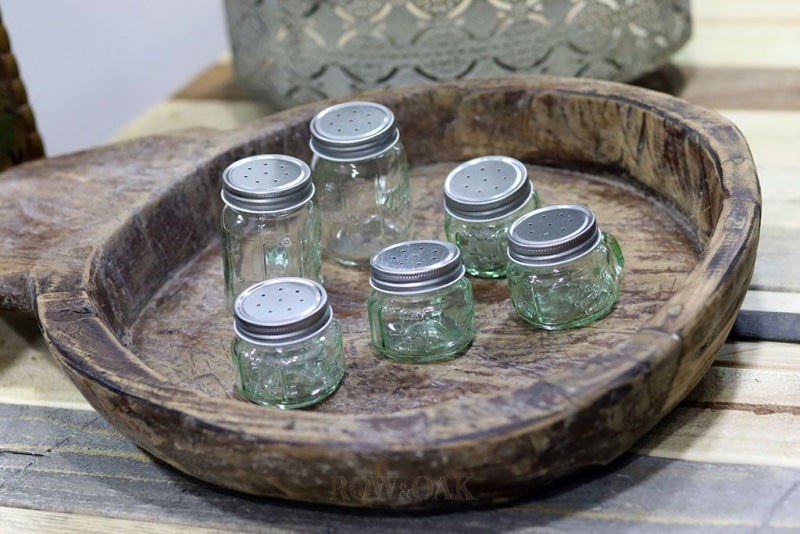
(0, 78, 760, 508)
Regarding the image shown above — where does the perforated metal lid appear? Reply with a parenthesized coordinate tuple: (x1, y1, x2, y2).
(233, 278, 332, 345)
(221, 154, 314, 213)
(443, 156, 532, 221)
(309, 101, 400, 161)
(369, 240, 465, 294)
(507, 205, 602, 266)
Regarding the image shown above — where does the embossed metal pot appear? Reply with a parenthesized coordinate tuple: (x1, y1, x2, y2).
(225, 0, 692, 109)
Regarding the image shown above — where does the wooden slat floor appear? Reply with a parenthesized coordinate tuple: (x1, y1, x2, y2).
(2, 2, 799, 531)
(1, 403, 800, 532)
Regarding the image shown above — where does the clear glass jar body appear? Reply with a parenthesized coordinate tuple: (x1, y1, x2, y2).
(221, 201, 322, 311)
(231, 319, 345, 409)
(445, 192, 541, 278)
(310, 142, 413, 266)
(507, 232, 624, 330)
(367, 278, 475, 362)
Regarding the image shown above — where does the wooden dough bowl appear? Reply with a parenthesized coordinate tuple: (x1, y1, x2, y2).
(0, 78, 760, 508)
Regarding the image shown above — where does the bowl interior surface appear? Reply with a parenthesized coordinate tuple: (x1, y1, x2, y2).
(127, 161, 699, 416)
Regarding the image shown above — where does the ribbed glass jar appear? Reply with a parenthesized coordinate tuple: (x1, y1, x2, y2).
(220, 154, 322, 311)
(231, 278, 345, 409)
(506, 205, 624, 330)
(367, 240, 474, 362)
(443, 155, 541, 278)
(309, 101, 413, 266)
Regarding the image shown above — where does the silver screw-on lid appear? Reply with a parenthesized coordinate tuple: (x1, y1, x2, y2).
(507, 205, 602, 266)
(233, 277, 332, 345)
(309, 101, 400, 161)
(443, 156, 532, 221)
(222, 154, 314, 213)
(369, 240, 465, 294)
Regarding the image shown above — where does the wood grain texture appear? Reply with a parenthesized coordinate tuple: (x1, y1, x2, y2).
(0, 508, 232, 534)
(130, 163, 696, 414)
(0, 78, 760, 508)
(3, 404, 800, 532)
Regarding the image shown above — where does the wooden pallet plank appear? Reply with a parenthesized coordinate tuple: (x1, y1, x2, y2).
(0, 507, 237, 534)
(635, 406, 800, 467)
(0, 317, 89, 409)
(677, 0, 800, 69)
(717, 340, 800, 369)
(2, 404, 800, 532)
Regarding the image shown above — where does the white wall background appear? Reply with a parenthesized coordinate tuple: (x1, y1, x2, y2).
(3, 0, 230, 156)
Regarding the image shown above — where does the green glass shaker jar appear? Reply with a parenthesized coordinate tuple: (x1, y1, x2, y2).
(506, 205, 624, 330)
(309, 101, 413, 266)
(443, 155, 541, 278)
(367, 240, 475, 362)
(231, 277, 345, 409)
(220, 154, 322, 311)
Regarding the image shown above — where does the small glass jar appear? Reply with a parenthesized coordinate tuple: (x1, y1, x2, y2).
(367, 240, 475, 362)
(443, 155, 541, 278)
(506, 205, 624, 330)
(231, 277, 345, 409)
(220, 154, 322, 311)
(309, 101, 413, 266)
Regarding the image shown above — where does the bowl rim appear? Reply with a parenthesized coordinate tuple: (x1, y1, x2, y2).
(34, 76, 761, 504)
